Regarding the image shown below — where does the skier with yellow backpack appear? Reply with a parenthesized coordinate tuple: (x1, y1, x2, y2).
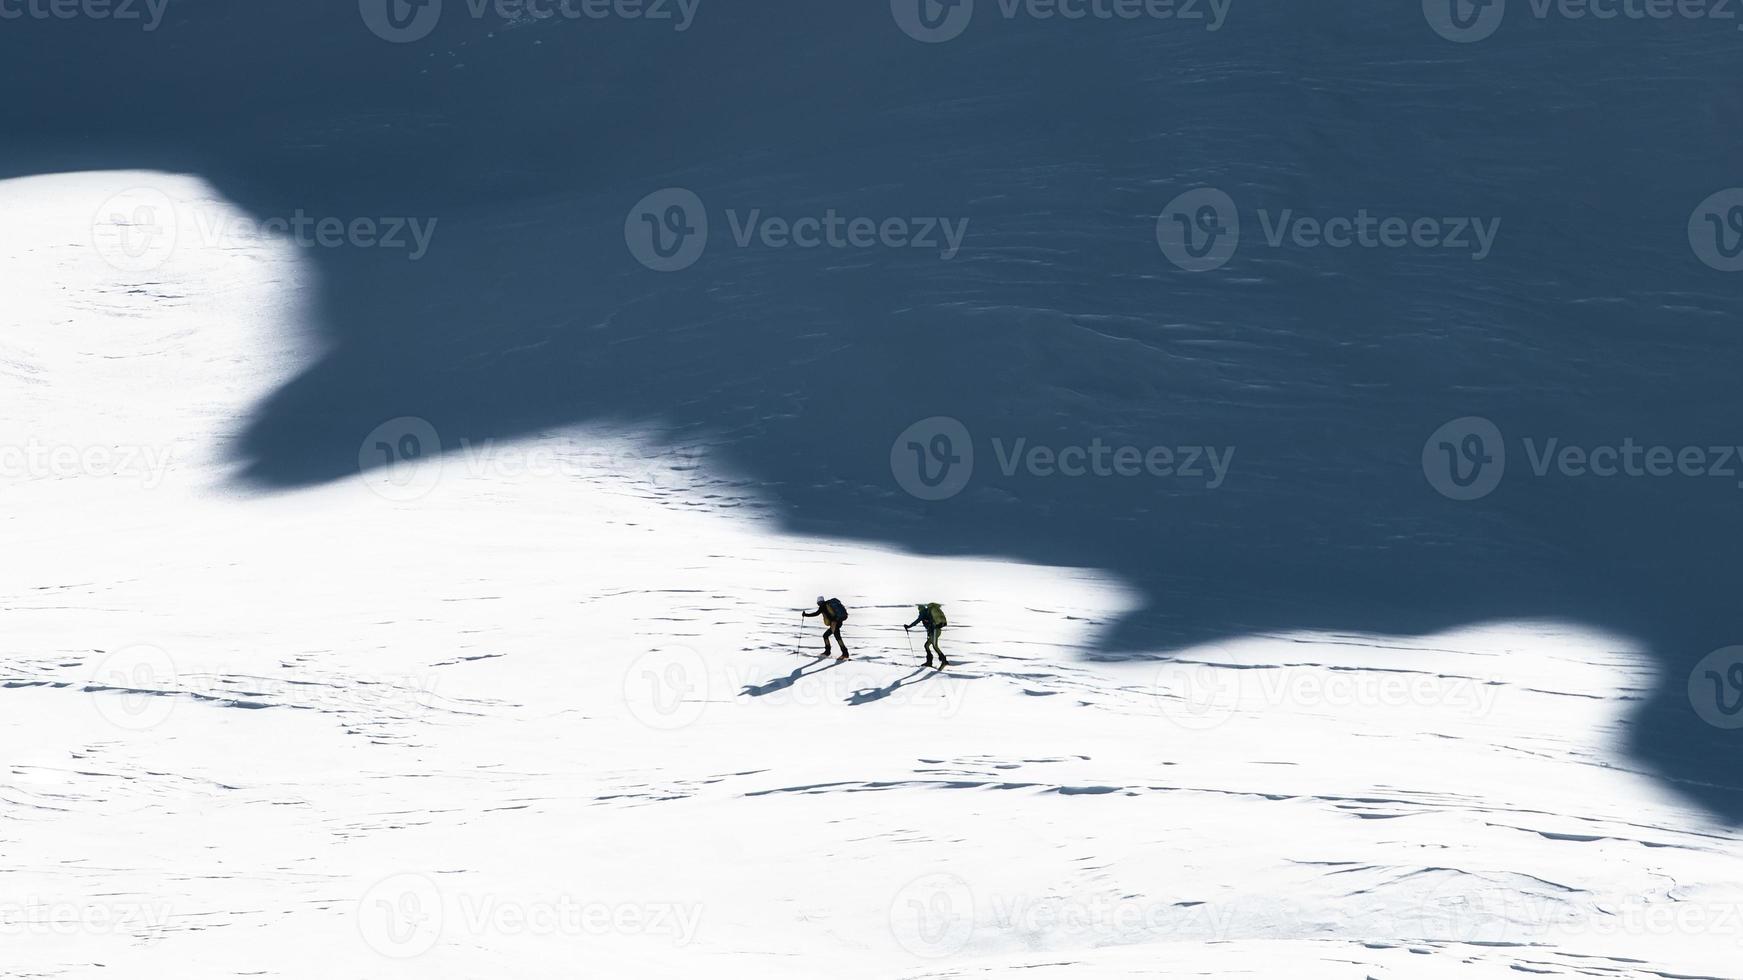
(905, 602, 950, 669)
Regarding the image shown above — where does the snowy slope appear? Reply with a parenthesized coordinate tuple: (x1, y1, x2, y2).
(4, 174, 1740, 979)
(7, 0, 1742, 822)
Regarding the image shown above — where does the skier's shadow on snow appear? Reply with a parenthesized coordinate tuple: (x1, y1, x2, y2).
(741, 657, 840, 699)
(9, 3, 1743, 824)
(847, 667, 935, 707)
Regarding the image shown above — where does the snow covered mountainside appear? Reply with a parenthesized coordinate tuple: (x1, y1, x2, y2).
(5, 173, 1743, 979)
(5, 2, 1742, 821)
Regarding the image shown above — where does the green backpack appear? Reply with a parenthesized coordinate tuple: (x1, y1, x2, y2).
(923, 602, 947, 628)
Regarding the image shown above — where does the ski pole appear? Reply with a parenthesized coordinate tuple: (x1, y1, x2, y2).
(904, 625, 916, 660)
(794, 613, 804, 655)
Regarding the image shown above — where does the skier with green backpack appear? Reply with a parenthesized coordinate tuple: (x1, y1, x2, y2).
(905, 602, 950, 669)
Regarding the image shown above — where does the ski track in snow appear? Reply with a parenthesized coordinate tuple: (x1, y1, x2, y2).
(3, 175, 1742, 979)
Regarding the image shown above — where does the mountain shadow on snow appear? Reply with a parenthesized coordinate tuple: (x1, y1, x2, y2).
(5, 3, 1742, 819)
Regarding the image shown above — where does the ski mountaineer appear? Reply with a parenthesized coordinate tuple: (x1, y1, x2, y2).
(905, 602, 949, 669)
(803, 596, 851, 661)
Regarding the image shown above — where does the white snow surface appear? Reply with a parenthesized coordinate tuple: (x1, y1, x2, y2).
(2, 173, 1740, 979)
